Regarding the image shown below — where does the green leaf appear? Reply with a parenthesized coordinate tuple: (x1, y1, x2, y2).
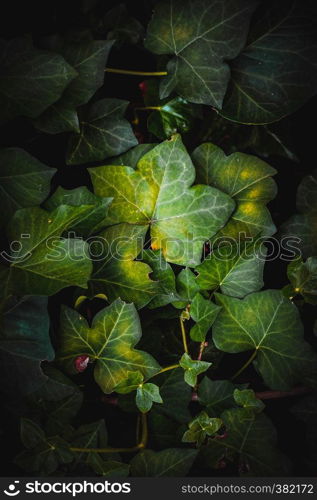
(0, 296, 54, 361)
(192, 142, 277, 238)
(44, 186, 112, 236)
(35, 40, 113, 134)
(89, 223, 160, 309)
(195, 239, 267, 298)
(182, 411, 222, 446)
(0, 37, 77, 123)
(213, 290, 317, 390)
(200, 408, 290, 475)
(89, 134, 234, 266)
(136, 383, 163, 413)
(71, 420, 107, 463)
(148, 97, 202, 140)
(58, 298, 160, 393)
(145, 0, 257, 107)
(114, 371, 144, 394)
(3, 205, 93, 296)
(16, 419, 73, 475)
(198, 377, 236, 416)
(233, 389, 265, 413)
(66, 98, 138, 165)
(130, 448, 197, 477)
(189, 293, 221, 342)
(0, 148, 56, 227)
(108, 143, 156, 168)
(221, 1, 317, 124)
(175, 268, 200, 304)
(179, 353, 211, 387)
(287, 257, 317, 304)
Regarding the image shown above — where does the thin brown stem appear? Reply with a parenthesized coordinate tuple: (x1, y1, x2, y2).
(256, 386, 311, 400)
(231, 350, 257, 381)
(105, 67, 167, 76)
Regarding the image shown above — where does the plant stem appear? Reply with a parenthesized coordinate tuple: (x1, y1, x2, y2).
(179, 316, 189, 354)
(256, 386, 311, 400)
(231, 350, 257, 381)
(105, 67, 167, 76)
(154, 364, 180, 376)
(197, 341, 207, 361)
(70, 413, 148, 454)
(135, 106, 162, 111)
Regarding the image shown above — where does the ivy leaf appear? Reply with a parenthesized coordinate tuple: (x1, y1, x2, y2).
(182, 411, 222, 446)
(221, 1, 317, 124)
(192, 142, 277, 238)
(71, 420, 107, 463)
(148, 97, 202, 140)
(179, 353, 211, 387)
(3, 205, 93, 296)
(0, 37, 77, 123)
(0, 296, 54, 361)
(189, 293, 221, 342)
(0, 148, 56, 227)
(287, 257, 317, 304)
(16, 419, 73, 475)
(35, 40, 113, 134)
(58, 299, 160, 393)
(198, 377, 236, 416)
(200, 408, 291, 476)
(213, 290, 317, 390)
(89, 134, 234, 266)
(195, 239, 267, 298)
(233, 389, 265, 413)
(89, 223, 160, 309)
(145, 0, 257, 107)
(108, 143, 155, 168)
(66, 98, 138, 165)
(45, 186, 112, 236)
(130, 448, 197, 477)
(280, 171, 317, 258)
(136, 383, 163, 413)
(175, 268, 200, 304)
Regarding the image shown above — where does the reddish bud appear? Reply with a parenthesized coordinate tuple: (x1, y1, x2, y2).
(139, 81, 148, 96)
(216, 459, 227, 469)
(74, 355, 90, 372)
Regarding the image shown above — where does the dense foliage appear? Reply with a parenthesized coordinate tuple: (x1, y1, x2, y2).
(0, 0, 317, 477)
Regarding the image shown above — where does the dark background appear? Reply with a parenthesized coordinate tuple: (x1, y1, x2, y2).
(0, 0, 316, 477)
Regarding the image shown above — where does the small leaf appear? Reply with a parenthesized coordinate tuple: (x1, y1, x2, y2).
(179, 353, 211, 387)
(136, 383, 163, 413)
(115, 371, 144, 394)
(189, 293, 221, 342)
(182, 411, 222, 446)
(58, 299, 160, 394)
(130, 448, 197, 477)
(66, 98, 138, 165)
(287, 257, 317, 304)
(233, 389, 265, 413)
(100, 3, 144, 45)
(198, 377, 236, 416)
(0, 148, 56, 227)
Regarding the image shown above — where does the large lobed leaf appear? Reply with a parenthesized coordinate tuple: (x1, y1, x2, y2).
(89, 134, 234, 266)
(58, 298, 160, 393)
(213, 290, 317, 390)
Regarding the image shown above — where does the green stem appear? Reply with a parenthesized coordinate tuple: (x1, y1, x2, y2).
(105, 67, 167, 76)
(70, 413, 148, 454)
(152, 364, 180, 377)
(135, 106, 162, 111)
(231, 350, 257, 381)
(179, 316, 189, 354)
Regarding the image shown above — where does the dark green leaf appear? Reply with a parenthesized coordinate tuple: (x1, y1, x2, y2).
(179, 353, 211, 387)
(130, 448, 197, 477)
(136, 383, 163, 413)
(287, 257, 317, 304)
(189, 293, 221, 342)
(233, 389, 265, 413)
